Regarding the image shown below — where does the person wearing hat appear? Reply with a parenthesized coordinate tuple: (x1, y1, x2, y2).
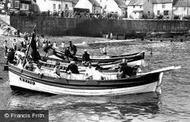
(118, 58, 134, 78)
(66, 61, 79, 74)
(82, 49, 90, 65)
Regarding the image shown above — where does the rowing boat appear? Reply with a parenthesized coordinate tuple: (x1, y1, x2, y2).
(8, 63, 180, 96)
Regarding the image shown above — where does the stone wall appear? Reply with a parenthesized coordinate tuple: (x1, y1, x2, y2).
(10, 15, 190, 37)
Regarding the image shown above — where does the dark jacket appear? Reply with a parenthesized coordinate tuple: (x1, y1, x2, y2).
(82, 52, 90, 62)
(119, 63, 134, 78)
(66, 63, 79, 74)
(69, 45, 77, 55)
(7, 50, 15, 63)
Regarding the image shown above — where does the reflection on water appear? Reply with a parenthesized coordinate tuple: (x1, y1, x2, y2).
(8, 91, 160, 122)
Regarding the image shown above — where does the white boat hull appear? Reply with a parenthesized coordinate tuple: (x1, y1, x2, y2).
(9, 71, 163, 96)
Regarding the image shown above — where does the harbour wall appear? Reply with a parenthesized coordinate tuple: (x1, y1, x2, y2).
(10, 15, 190, 37)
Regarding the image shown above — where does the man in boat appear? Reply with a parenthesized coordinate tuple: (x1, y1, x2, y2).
(43, 41, 53, 57)
(82, 49, 90, 65)
(118, 59, 135, 78)
(66, 61, 79, 74)
(12, 39, 17, 51)
(20, 39, 27, 52)
(69, 41, 77, 56)
(64, 47, 72, 61)
(7, 48, 16, 64)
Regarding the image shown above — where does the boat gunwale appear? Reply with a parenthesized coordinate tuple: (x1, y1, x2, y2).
(9, 64, 160, 89)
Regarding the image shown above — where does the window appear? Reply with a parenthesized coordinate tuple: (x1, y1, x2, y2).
(15, 0, 20, 8)
(20, 3, 29, 10)
(65, 4, 68, 10)
(148, 11, 150, 15)
(162, 4, 165, 8)
(164, 10, 169, 15)
(157, 10, 160, 15)
(58, 4, 61, 10)
(53, 4, 56, 10)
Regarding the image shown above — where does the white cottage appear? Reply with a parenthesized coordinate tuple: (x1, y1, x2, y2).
(74, 0, 101, 13)
(173, 0, 190, 19)
(152, 0, 173, 19)
(127, 0, 153, 19)
(96, 0, 127, 16)
(36, 0, 76, 12)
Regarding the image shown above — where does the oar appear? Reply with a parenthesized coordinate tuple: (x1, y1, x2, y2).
(139, 66, 181, 75)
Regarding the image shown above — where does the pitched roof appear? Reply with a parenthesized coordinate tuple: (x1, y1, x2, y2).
(114, 0, 127, 8)
(173, 0, 190, 7)
(152, 0, 173, 4)
(89, 0, 101, 7)
(128, 0, 145, 6)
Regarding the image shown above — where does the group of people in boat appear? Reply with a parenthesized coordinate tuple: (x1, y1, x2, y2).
(5, 32, 141, 80)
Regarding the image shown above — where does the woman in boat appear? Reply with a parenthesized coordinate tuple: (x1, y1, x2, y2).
(85, 62, 103, 80)
(82, 50, 90, 65)
(53, 61, 61, 76)
(66, 61, 79, 74)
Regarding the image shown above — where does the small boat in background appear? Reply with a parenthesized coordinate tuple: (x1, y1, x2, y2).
(52, 48, 145, 64)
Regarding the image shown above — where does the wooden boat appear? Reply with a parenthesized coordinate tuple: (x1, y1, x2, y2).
(8, 63, 180, 96)
(53, 48, 145, 64)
